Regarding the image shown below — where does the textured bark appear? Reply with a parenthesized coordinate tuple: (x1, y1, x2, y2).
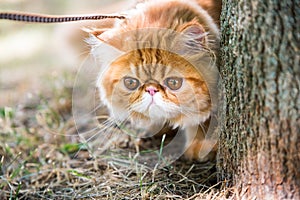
(218, 0, 300, 199)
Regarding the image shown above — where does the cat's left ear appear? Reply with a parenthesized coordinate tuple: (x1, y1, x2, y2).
(178, 22, 208, 50)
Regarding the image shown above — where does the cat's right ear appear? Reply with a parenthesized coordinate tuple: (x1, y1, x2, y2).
(82, 27, 109, 38)
(84, 28, 124, 69)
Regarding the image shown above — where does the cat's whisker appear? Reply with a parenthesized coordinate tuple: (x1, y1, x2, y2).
(114, 119, 128, 128)
(198, 123, 207, 136)
(83, 118, 121, 144)
(179, 107, 201, 119)
(77, 117, 120, 145)
(84, 130, 118, 154)
(78, 50, 93, 58)
(99, 119, 118, 128)
(128, 104, 146, 113)
(81, 128, 102, 143)
(79, 126, 101, 136)
(87, 103, 107, 115)
(100, 116, 132, 132)
(181, 109, 201, 117)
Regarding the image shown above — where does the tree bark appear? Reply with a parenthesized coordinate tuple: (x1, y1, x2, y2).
(218, 0, 300, 199)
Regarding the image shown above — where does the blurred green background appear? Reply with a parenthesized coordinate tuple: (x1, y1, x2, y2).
(0, 0, 128, 106)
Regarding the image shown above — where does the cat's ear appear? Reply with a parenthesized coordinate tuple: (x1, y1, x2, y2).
(82, 27, 109, 39)
(83, 27, 125, 51)
(181, 24, 206, 43)
(82, 27, 111, 40)
(177, 22, 208, 52)
(84, 29, 124, 70)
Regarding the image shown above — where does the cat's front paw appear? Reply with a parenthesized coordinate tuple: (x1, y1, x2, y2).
(184, 140, 217, 162)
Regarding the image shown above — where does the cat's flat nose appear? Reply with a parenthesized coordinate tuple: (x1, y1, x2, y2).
(145, 86, 158, 96)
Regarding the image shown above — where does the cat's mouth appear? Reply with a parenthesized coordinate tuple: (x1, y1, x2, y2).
(149, 96, 155, 105)
(144, 92, 163, 110)
(130, 92, 180, 121)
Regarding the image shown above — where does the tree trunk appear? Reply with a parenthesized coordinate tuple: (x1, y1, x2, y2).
(218, 0, 300, 199)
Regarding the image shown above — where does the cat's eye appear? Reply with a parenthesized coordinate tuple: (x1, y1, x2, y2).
(123, 77, 140, 90)
(164, 77, 183, 90)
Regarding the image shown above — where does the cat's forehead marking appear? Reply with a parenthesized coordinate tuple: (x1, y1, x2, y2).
(127, 49, 153, 78)
(129, 63, 139, 77)
(163, 65, 173, 77)
(124, 48, 194, 82)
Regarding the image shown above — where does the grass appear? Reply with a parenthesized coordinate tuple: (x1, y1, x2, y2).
(0, 70, 231, 199)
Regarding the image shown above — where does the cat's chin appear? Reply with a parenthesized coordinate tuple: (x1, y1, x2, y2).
(130, 111, 167, 126)
(129, 110, 211, 131)
(149, 108, 165, 120)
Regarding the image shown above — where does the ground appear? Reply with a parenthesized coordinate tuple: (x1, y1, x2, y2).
(0, 1, 229, 199)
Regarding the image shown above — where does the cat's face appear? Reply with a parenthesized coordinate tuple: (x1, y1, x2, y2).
(89, 10, 219, 129)
(98, 48, 211, 128)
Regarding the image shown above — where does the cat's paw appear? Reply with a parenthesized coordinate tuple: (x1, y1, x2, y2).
(184, 139, 217, 162)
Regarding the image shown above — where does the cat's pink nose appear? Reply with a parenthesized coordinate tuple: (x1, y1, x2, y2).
(145, 86, 158, 96)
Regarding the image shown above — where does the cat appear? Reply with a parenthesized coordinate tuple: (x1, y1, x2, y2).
(0, 0, 221, 161)
(87, 0, 221, 161)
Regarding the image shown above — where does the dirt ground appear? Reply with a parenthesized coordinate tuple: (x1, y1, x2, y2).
(0, 1, 231, 199)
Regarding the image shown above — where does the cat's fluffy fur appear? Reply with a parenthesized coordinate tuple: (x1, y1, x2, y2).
(88, 0, 221, 161)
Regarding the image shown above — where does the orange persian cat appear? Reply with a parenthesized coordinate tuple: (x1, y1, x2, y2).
(88, 0, 221, 161)
(0, 0, 221, 161)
